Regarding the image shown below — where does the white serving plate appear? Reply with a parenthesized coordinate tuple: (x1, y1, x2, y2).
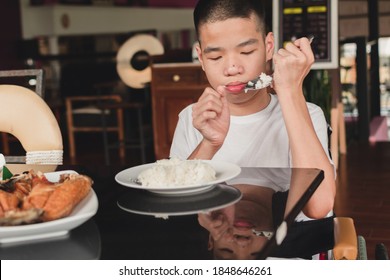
(0, 170, 98, 245)
(115, 160, 241, 195)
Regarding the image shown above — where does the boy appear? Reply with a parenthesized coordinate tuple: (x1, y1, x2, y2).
(170, 0, 335, 220)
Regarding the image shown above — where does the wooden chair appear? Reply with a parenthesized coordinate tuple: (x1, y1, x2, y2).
(0, 85, 63, 164)
(331, 217, 367, 260)
(65, 94, 126, 164)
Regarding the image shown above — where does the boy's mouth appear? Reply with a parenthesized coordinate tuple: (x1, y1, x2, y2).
(225, 82, 247, 93)
(234, 220, 254, 229)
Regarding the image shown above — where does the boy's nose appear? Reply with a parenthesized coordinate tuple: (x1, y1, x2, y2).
(234, 234, 251, 247)
(225, 64, 243, 76)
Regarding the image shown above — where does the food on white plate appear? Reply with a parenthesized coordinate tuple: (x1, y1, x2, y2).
(137, 157, 216, 187)
(245, 72, 273, 92)
(0, 208, 43, 226)
(0, 170, 93, 226)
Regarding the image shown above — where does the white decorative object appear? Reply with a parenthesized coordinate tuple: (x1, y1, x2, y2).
(0, 153, 5, 169)
(26, 150, 63, 165)
(116, 34, 164, 89)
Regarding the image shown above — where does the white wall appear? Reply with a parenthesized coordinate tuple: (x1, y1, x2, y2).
(19, 0, 194, 39)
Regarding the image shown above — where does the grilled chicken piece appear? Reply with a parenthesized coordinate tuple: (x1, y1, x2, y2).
(0, 171, 93, 225)
(41, 174, 92, 222)
(0, 190, 20, 217)
(22, 173, 56, 210)
(0, 208, 43, 226)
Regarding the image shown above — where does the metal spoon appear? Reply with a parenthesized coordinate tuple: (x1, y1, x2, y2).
(244, 35, 315, 93)
(244, 73, 273, 93)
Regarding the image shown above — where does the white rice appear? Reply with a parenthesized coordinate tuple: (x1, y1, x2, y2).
(255, 73, 273, 89)
(137, 158, 216, 187)
(245, 72, 273, 92)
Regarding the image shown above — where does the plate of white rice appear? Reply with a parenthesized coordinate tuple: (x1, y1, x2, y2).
(115, 158, 241, 195)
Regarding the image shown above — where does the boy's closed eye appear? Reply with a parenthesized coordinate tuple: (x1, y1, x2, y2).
(208, 56, 222, 61)
(241, 50, 256, 55)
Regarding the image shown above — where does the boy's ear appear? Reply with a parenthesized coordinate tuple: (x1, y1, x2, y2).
(265, 32, 275, 62)
(195, 42, 206, 71)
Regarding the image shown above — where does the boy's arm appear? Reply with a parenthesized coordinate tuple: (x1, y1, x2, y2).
(273, 37, 336, 219)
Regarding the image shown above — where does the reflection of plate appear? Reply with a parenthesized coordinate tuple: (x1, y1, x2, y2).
(0, 171, 99, 245)
(0, 220, 101, 259)
(115, 160, 241, 195)
(117, 184, 242, 218)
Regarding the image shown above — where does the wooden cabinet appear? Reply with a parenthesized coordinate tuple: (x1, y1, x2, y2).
(151, 63, 209, 159)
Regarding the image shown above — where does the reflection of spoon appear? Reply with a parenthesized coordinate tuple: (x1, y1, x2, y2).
(252, 228, 273, 239)
(244, 35, 315, 93)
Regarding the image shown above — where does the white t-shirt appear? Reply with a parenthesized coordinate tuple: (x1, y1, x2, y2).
(170, 93, 332, 167)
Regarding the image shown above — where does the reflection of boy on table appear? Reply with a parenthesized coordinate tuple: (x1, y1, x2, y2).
(198, 168, 334, 259)
(199, 184, 275, 260)
(170, 0, 336, 221)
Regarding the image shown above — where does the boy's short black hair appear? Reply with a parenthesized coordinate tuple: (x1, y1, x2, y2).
(193, 0, 268, 40)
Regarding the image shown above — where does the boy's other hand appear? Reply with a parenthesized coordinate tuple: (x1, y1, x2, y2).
(272, 37, 315, 94)
(198, 205, 234, 241)
(192, 85, 230, 148)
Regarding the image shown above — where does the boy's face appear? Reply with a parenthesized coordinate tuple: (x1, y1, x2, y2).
(210, 233, 269, 260)
(196, 13, 274, 104)
(207, 191, 273, 259)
